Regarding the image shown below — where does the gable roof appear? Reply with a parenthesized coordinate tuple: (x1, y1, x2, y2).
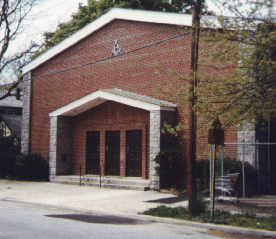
(49, 88, 177, 117)
(1, 115, 22, 138)
(22, 8, 220, 75)
(0, 94, 22, 108)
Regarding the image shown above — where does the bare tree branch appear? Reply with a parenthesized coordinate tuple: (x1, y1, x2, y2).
(0, 0, 40, 95)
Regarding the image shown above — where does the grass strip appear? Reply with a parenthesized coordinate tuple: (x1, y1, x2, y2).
(141, 205, 276, 231)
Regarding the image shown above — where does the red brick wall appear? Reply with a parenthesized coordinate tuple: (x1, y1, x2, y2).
(29, 19, 237, 172)
(30, 20, 191, 160)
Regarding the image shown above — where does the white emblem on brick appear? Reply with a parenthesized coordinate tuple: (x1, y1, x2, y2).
(112, 40, 122, 56)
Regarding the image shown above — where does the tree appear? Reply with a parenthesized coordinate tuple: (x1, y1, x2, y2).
(160, 0, 276, 128)
(159, 0, 275, 216)
(0, 0, 40, 99)
(195, 0, 276, 126)
(33, 0, 213, 59)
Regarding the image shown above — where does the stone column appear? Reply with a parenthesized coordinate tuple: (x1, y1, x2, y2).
(49, 116, 58, 180)
(56, 117, 72, 175)
(49, 116, 72, 180)
(21, 72, 32, 154)
(149, 110, 161, 190)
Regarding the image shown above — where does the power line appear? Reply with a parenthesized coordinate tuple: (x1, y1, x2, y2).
(27, 0, 81, 17)
(27, 30, 191, 81)
(0, 30, 190, 89)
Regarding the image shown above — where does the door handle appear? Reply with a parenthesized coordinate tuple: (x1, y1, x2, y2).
(106, 145, 108, 152)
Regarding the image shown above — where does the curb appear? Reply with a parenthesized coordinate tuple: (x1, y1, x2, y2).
(1, 198, 276, 238)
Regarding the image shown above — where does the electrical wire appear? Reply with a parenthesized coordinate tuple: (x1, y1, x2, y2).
(26, 30, 191, 81)
(0, 29, 190, 89)
(27, 0, 83, 17)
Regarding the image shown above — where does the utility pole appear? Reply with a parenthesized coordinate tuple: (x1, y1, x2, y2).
(187, 0, 201, 217)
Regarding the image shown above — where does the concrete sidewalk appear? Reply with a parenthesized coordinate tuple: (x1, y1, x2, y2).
(0, 180, 187, 215)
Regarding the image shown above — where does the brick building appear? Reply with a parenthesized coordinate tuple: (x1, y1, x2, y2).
(21, 8, 241, 190)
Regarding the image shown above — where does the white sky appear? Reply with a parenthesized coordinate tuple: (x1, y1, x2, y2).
(24, 0, 88, 44)
(24, 0, 221, 44)
(1, 0, 88, 84)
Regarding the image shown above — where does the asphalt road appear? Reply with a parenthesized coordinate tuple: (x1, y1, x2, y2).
(0, 201, 220, 239)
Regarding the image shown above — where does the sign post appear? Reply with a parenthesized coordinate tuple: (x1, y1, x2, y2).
(208, 117, 224, 219)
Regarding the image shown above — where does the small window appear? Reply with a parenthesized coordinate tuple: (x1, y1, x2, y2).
(15, 108, 22, 116)
(7, 108, 15, 115)
(0, 107, 6, 115)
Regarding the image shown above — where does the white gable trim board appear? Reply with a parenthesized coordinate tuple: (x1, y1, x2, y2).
(49, 89, 176, 117)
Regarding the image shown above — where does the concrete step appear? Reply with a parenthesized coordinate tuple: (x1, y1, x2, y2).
(52, 175, 150, 191)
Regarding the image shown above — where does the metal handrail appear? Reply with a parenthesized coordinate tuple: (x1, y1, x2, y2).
(78, 162, 86, 186)
(78, 160, 124, 188)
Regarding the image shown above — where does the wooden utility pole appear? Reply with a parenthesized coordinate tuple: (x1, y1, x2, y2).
(187, 0, 201, 217)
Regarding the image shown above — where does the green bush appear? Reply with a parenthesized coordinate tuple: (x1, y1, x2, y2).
(196, 194, 207, 214)
(143, 205, 189, 219)
(196, 159, 210, 193)
(0, 145, 20, 178)
(14, 154, 49, 181)
(154, 148, 183, 189)
(0, 156, 16, 178)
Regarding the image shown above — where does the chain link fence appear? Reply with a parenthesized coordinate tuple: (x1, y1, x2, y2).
(212, 142, 276, 198)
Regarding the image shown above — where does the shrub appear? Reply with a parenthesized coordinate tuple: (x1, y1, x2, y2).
(154, 148, 183, 189)
(14, 154, 49, 181)
(0, 145, 20, 178)
(196, 159, 210, 193)
(196, 194, 208, 214)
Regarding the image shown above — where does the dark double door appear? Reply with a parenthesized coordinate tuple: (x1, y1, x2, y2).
(126, 130, 142, 177)
(86, 131, 120, 176)
(86, 130, 142, 177)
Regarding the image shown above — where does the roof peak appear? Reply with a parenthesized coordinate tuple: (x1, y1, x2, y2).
(22, 8, 194, 74)
(22, 8, 220, 74)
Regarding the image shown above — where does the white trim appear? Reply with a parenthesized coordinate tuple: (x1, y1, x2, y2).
(23, 8, 195, 75)
(49, 90, 176, 117)
(160, 107, 176, 111)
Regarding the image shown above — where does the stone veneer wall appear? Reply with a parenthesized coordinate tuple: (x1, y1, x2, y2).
(49, 116, 72, 180)
(56, 116, 72, 175)
(49, 116, 57, 180)
(21, 72, 32, 154)
(149, 110, 161, 190)
(149, 109, 177, 190)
